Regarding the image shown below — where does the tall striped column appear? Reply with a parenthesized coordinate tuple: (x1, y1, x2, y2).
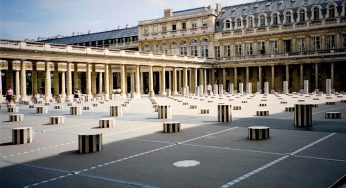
(294, 104, 312, 127)
(158, 105, 172, 119)
(110, 105, 123, 117)
(12, 127, 33, 144)
(218, 104, 232, 123)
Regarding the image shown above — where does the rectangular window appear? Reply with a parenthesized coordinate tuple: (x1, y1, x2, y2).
(271, 41, 278, 54)
(172, 24, 177, 31)
(192, 21, 197, 28)
(153, 25, 158, 33)
(190, 46, 198, 56)
(215, 46, 220, 58)
(236, 44, 242, 56)
(162, 26, 167, 32)
(224, 45, 231, 57)
(297, 38, 305, 52)
(182, 22, 187, 30)
(144, 28, 149, 35)
(312, 36, 321, 50)
(326, 35, 336, 49)
(258, 41, 266, 55)
(284, 40, 292, 53)
(202, 19, 208, 27)
(246, 43, 253, 55)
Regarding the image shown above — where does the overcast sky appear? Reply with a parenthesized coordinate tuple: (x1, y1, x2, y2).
(0, 0, 256, 41)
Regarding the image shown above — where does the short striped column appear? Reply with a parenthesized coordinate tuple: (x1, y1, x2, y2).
(36, 106, 48, 114)
(294, 104, 312, 127)
(54, 105, 63, 110)
(83, 106, 93, 110)
(8, 107, 19, 113)
(44, 102, 52, 106)
(326, 101, 335, 105)
(49, 116, 65, 125)
(256, 110, 269, 116)
(259, 103, 267, 107)
(280, 101, 288, 104)
(78, 133, 102, 154)
(248, 126, 270, 140)
(92, 103, 98, 107)
(311, 104, 319, 108)
(285, 107, 295, 112)
(233, 106, 241, 110)
(218, 104, 232, 123)
(70, 106, 82, 115)
(325, 112, 341, 119)
(12, 127, 33, 144)
(110, 105, 123, 117)
(99, 118, 115, 128)
(201, 109, 209, 114)
(67, 102, 74, 106)
(163, 122, 181, 133)
(183, 102, 189, 105)
(29, 104, 35, 108)
(241, 101, 248, 104)
(9, 114, 24, 122)
(189, 105, 197, 109)
(158, 105, 172, 119)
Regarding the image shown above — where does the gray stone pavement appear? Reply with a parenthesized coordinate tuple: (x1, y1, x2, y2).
(0, 93, 345, 188)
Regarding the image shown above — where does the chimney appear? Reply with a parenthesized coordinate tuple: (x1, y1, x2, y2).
(216, 3, 221, 13)
(164, 9, 173, 17)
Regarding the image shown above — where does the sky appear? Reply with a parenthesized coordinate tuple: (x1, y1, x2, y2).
(0, 0, 256, 41)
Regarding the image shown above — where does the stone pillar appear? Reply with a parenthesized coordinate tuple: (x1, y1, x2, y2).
(140, 72, 144, 94)
(214, 84, 219, 95)
(246, 67, 249, 85)
(7, 60, 14, 89)
(303, 80, 309, 94)
(326, 79, 331, 95)
(86, 63, 92, 97)
(161, 66, 166, 96)
(44, 62, 52, 102)
(331, 62, 334, 89)
(285, 64, 289, 82)
(135, 65, 140, 96)
(108, 65, 113, 97)
(53, 62, 59, 98)
(20, 60, 27, 101)
(229, 83, 234, 94)
(246, 83, 252, 94)
(61, 71, 66, 98)
(199, 69, 204, 86)
(283, 81, 289, 94)
(203, 69, 207, 91)
(32, 62, 38, 96)
(222, 68, 226, 85)
(264, 82, 269, 94)
(104, 64, 110, 99)
(219, 84, 224, 96)
(92, 64, 97, 97)
(239, 83, 243, 94)
(183, 67, 188, 88)
(313, 64, 318, 90)
(173, 67, 177, 95)
(66, 62, 72, 100)
(73, 63, 79, 90)
(234, 67, 237, 91)
(211, 68, 215, 85)
(0, 68, 2, 101)
(194, 68, 198, 93)
(120, 64, 126, 97)
(258, 66, 262, 93)
(271, 65, 275, 91)
(168, 71, 172, 90)
(98, 72, 103, 94)
(300, 64, 304, 90)
(15, 70, 20, 100)
(149, 66, 154, 93)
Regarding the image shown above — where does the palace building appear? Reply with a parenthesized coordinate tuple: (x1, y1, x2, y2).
(0, 0, 345, 100)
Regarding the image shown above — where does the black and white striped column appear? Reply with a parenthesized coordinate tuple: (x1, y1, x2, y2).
(256, 110, 269, 116)
(158, 105, 172, 119)
(49, 116, 65, 125)
(70, 106, 82, 115)
(325, 112, 341, 119)
(36, 106, 48, 114)
(9, 114, 24, 122)
(163, 122, 181, 133)
(110, 105, 123, 117)
(12, 127, 33, 144)
(294, 104, 312, 127)
(201, 109, 209, 114)
(218, 104, 232, 123)
(99, 118, 115, 128)
(78, 133, 102, 153)
(248, 126, 269, 140)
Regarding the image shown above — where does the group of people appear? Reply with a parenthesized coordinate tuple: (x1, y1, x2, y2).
(5, 87, 14, 105)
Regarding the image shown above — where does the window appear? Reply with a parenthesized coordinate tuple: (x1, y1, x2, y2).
(225, 20, 231, 30)
(235, 44, 242, 56)
(248, 17, 253, 28)
(285, 12, 292, 24)
(172, 24, 177, 31)
(202, 19, 208, 27)
(162, 26, 167, 32)
(224, 45, 231, 57)
(312, 36, 321, 50)
(246, 43, 253, 55)
(162, 43, 168, 54)
(236, 19, 242, 28)
(284, 40, 291, 53)
(272, 13, 278, 25)
(326, 35, 336, 49)
(180, 41, 187, 56)
(182, 22, 187, 30)
(215, 46, 220, 58)
(297, 38, 305, 52)
(192, 21, 197, 29)
(153, 25, 158, 33)
(144, 28, 149, 35)
(329, 5, 335, 18)
(299, 10, 305, 22)
(260, 15, 266, 27)
(258, 41, 266, 55)
(343, 34, 346, 48)
(201, 39, 209, 57)
(171, 42, 178, 55)
(313, 7, 320, 20)
(190, 40, 198, 57)
(271, 41, 278, 54)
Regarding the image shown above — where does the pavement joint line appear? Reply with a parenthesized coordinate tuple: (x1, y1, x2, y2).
(218, 132, 337, 188)
(293, 154, 346, 163)
(23, 174, 73, 188)
(180, 126, 239, 144)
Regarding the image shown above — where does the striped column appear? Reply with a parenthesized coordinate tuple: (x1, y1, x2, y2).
(78, 133, 102, 153)
(218, 104, 232, 123)
(99, 118, 115, 128)
(12, 127, 33, 144)
(201, 109, 209, 114)
(248, 126, 269, 140)
(36, 106, 48, 114)
(110, 105, 123, 117)
(325, 112, 341, 119)
(163, 122, 181, 133)
(49, 116, 65, 125)
(294, 104, 312, 127)
(158, 105, 172, 119)
(70, 106, 82, 115)
(9, 114, 24, 122)
(8, 107, 19, 113)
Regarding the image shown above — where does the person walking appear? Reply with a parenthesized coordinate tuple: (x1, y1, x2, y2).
(6, 87, 14, 105)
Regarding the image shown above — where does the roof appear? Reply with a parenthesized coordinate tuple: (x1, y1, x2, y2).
(215, 0, 344, 32)
(41, 26, 138, 44)
(173, 7, 209, 16)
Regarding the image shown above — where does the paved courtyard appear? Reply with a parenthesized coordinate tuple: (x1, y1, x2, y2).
(0, 93, 346, 188)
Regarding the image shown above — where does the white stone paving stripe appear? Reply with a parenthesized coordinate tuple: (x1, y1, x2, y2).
(293, 154, 346, 163)
(218, 133, 336, 187)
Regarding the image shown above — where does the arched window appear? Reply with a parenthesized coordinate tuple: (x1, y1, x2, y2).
(260, 15, 266, 27)
(225, 20, 231, 30)
(171, 42, 178, 55)
(272, 13, 278, 25)
(313, 7, 320, 20)
(299, 9, 305, 22)
(162, 43, 168, 55)
(201, 39, 209, 58)
(190, 40, 198, 57)
(248, 16, 253, 28)
(236, 19, 242, 28)
(285, 11, 292, 23)
(328, 4, 335, 18)
(180, 41, 187, 56)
